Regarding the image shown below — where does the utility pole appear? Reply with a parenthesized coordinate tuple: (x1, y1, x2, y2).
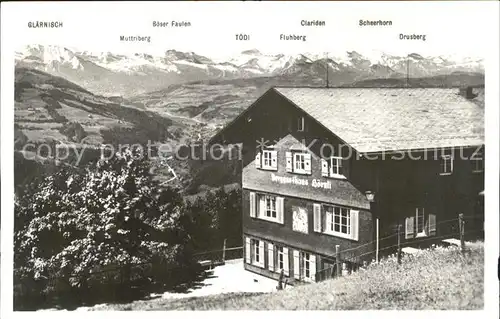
(459, 213, 465, 254)
(397, 224, 402, 265)
(406, 57, 410, 88)
(376, 218, 379, 263)
(222, 238, 227, 262)
(326, 52, 329, 88)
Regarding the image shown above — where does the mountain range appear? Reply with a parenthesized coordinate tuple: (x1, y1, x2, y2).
(15, 45, 484, 97)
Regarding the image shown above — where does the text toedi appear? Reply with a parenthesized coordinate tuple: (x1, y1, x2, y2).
(271, 173, 332, 190)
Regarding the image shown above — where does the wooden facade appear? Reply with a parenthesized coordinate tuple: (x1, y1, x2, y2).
(211, 87, 484, 284)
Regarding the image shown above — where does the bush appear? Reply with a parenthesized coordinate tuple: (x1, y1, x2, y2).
(14, 149, 195, 309)
(184, 187, 242, 253)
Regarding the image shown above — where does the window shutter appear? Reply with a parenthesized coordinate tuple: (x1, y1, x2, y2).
(428, 214, 436, 236)
(304, 153, 312, 174)
(277, 197, 285, 224)
(285, 152, 293, 172)
(350, 210, 359, 241)
(258, 241, 265, 268)
(259, 196, 266, 218)
(325, 209, 333, 232)
(245, 237, 251, 263)
(249, 192, 256, 218)
(283, 248, 289, 276)
(293, 250, 300, 280)
(268, 243, 274, 271)
(405, 217, 415, 239)
(310, 254, 317, 282)
(255, 152, 261, 168)
(270, 150, 278, 170)
(313, 203, 322, 232)
(321, 159, 329, 177)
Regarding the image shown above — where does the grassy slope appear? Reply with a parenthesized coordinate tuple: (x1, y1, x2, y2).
(95, 243, 483, 310)
(14, 67, 185, 188)
(15, 67, 177, 146)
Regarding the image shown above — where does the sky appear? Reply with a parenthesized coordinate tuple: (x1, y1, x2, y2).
(3, 1, 497, 59)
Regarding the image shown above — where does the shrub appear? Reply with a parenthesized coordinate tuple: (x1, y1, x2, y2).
(14, 149, 195, 309)
(184, 187, 242, 253)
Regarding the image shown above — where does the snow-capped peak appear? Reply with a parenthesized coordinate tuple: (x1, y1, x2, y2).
(16, 44, 84, 70)
(240, 49, 262, 55)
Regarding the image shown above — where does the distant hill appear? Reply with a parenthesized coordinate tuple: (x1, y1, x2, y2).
(349, 72, 485, 88)
(15, 67, 176, 147)
(14, 67, 185, 188)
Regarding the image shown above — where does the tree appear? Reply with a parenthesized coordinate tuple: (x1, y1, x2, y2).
(14, 149, 192, 309)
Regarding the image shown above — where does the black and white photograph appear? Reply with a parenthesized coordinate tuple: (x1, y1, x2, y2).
(1, 1, 499, 317)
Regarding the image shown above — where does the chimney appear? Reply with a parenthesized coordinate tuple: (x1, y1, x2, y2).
(459, 86, 477, 99)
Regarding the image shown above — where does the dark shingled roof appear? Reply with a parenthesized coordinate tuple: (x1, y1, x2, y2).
(274, 87, 484, 153)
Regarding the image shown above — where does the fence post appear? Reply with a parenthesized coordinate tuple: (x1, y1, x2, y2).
(459, 213, 465, 254)
(376, 218, 379, 263)
(335, 245, 341, 277)
(397, 224, 402, 265)
(222, 239, 227, 262)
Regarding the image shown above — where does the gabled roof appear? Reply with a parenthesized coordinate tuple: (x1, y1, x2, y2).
(277, 87, 484, 153)
(212, 87, 484, 154)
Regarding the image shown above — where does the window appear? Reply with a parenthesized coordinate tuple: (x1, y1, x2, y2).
(255, 149, 277, 171)
(272, 244, 289, 275)
(297, 116, 305, 132)
(471, 149, 484, 173)
(251, 192, 284, 224)
(288, 152, 311, 174)
(330, 157, 343, 176)
(252, 239, 261, 265)
(321, 156, 346, 179)
(277, 246, 284, 271)
(405, 209, 436, 239)
(314, 204, 358, 240)
(294, 153, 305, 171)
(440, 154, 453, 175)
(263, 151, 272, 168)
(326, 206, 351, 236)
(265, 195, 277, 218)
(416, 208, 425, 235)
(294, 250, 316, 282)
(245, 237, 264, 267)
(301, 252, 311, 278)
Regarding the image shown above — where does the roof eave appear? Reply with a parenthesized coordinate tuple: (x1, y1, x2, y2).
(358, 143, 485, 156)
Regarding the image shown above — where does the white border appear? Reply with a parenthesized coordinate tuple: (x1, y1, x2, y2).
(1, 1, 499, 319)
